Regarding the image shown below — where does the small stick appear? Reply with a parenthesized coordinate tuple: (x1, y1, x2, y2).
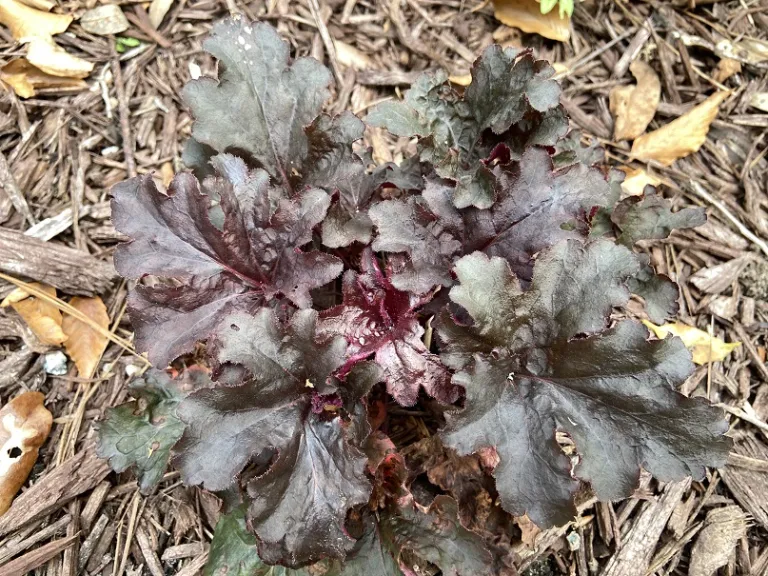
(111, 55, 137, 178)
(307, 0, 344, 87)
(688, 180, 768, 258)
(0, 150, 35, 226)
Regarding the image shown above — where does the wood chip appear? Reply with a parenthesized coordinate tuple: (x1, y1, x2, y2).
(722, 437, 768, 530)
(0, 533, 79, 576)
(0, 228, 116, 296)
(689, 505, 748, 576)
(79, 4, 129, 35)
(689, 256, 753, 294)
(148, 0, 173, 28)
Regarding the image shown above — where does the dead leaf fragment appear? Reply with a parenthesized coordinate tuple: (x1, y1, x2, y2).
(62, 296, 109, 379)
(609, 60, 661, 141)
(0, 58, 87, 98)
(713, 58, 741, 83)
(516, 514, 541, 548)
(79, 4, 128, 36)
(0, 0, 71, 41)
(148, 0, 173, 28)
(688, 505, 748, 576)
(17, 0, 54, 10)
(493, 0, 570, 42)
(631, 92, 728, 166)
(750, 93, 768, 114)
(0, 391, 53, 515)
(618, 166, 663, 198)
(26, 36, 93, 79)
(334, 39, 372, 71)
(1, 283, 67, 346)
(642, 320, 741, 365)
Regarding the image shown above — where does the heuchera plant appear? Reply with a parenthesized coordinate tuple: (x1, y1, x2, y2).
(98, 17, 731, 575)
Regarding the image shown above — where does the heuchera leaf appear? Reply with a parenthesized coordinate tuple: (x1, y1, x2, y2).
(97, 367, 208, 492)
(612, 189, 706, 247)
(111, 157, 342, 366)
(206, 506, 314, 576)
(370, 147, 622, 293)
(439, 241, 731, 526)
(367, 45, 567, 209)
(173, 308, 371, 566)
(321, 250, 459, 406)
(381, 495, 497, 576)
(326, 517, 402, 576)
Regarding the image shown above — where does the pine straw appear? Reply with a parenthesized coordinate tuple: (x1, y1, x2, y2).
(0, 0, 767, 574)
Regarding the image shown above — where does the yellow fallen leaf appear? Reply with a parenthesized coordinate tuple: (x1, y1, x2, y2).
(0, 0, 71, 41)
(17, 0, 55, 10)
(26, 36, 93, 79)
(609, 60, 660, 141)
(631, 92, 728, 166)
(493, 0, 570, 42)
(334, 40, 372, 71)
(642, 320, 741, 365)
(1, 58, 87, 98)
(618, 166, 663, 197)
(448, 73, 472, 86)
(62, 296, 109, 379)
(0, 283, 67, 346)
(148, 0, 173, 28)
(0, 391, 52, 515)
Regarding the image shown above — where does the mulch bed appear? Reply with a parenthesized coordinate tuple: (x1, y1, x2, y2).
(1, 0, 768, 574)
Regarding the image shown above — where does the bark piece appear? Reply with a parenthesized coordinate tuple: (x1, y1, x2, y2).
(0, 228, 116, 295)
(722, 437, 768, 530)
(688, 505, 748, 576)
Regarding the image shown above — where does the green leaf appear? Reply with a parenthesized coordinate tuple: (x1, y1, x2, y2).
(98, 368, 207, 492)
(206, 507, 314, 576)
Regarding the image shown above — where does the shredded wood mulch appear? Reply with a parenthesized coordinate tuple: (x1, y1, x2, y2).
(1, 0, 768, 574)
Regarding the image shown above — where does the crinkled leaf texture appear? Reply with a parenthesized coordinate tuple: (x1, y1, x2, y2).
(174, 308, 373, 566)
(97, 367, 209, 493)
(112, 157, 342, 367)
(439, 241, 731, 526)
(321, 249, 458, 406)
(368, 45, 567, 209)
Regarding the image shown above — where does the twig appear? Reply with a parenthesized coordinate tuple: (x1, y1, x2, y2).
(717, 402, 768, 434)
(111, 56, 137, 179)
(0, 150, 35, 226)
(307, 0, 344, 87)
(688, 180, 768, 258)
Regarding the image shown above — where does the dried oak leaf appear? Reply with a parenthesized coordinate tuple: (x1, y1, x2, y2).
(368, 44, 567, 209)
(370, 147, 622, 293)
(0, 283, 66, 346)
(688, 505, 748, 576)
(111, 155, 342, 366)
(62, 296, 109, 378)
(320, 249, 458, 406)
(98, 368, 208, 492)
(438, 240, 731, 526)
(609, 60, 661, 141)
(0, 391, 52, 515)
(174, 309, 373, 566)
(206, 506, 315, 576)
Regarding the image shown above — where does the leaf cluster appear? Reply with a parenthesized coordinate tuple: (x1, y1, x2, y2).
(99, 17, 729, 574)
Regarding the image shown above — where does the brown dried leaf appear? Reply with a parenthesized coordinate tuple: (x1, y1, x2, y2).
(148, 0, 173, 28)
(79, 4, 128, 35)
(609, 60, 661, 141)
(26, 37, 93, 79)
(0, 0, 71, 41)
(0, 391, 53, 515)
(688, 505, 748, 576)
(334, 39, 372, 70)
(62, 296, 109, 379)
(713, 58, 742, 83)
(493, 0, 570, 42)
(0, 283, 67, 346)
(631, 92, 728, 166)
(0, 58, 87, 98)
(515, 514, 540, 548)
(618, 166, 663, 198)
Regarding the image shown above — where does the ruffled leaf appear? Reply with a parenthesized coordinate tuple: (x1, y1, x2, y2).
(98, 368, 208, 492)
(439, 241, 731, 526)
